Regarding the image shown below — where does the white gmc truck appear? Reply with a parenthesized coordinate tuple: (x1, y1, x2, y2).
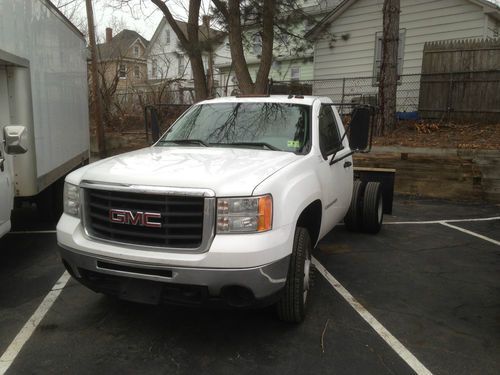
(57, 95, 387, 322)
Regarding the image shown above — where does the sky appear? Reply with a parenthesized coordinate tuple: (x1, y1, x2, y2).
(67, 0, 500, 41)
(70, 0, 211, 40)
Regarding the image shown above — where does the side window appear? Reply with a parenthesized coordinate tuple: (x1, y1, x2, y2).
(319, 105, 341, 157)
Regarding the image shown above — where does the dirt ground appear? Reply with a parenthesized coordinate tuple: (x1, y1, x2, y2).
(371, 120, 500, 150)
(95, 118, 500, 157)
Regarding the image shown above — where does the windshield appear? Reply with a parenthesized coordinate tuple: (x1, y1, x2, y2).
(157, 102, 311, 153)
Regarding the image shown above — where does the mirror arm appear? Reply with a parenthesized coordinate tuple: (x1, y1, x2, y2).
(330, 150, 354, 165)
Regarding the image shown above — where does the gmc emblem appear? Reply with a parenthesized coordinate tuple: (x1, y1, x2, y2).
(109, 209, 162, 228)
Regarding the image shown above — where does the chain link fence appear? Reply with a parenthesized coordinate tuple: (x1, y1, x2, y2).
(111, 70, 499, 137)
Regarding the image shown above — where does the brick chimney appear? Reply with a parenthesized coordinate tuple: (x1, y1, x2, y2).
(105, 27, 113, 43)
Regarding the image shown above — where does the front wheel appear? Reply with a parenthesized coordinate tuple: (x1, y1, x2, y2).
(276, 227, 312, 323)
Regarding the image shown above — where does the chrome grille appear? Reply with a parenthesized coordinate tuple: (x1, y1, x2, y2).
(84, 188, 206, 249)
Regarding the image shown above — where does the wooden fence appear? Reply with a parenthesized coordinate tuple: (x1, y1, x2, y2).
(418, 38, 500, 122)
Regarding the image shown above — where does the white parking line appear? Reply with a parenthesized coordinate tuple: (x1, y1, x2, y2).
(312, 257, 433, 375)
(440, 222, 500, 246)
(0, 272, 70, 375)
(384, 216, 500, 225)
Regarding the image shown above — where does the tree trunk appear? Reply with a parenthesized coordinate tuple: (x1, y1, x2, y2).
(150, 0, 208, 101)
(186, 0, 208, 101)
(203, 16, 215, 98)
(254, 0, 275, 94)
(377, 0, 400, 135)
(227, 0, 255, 94)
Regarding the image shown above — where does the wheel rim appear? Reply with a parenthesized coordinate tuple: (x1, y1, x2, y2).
(377, 197, 383, 223)
(303, 254, 311, 304)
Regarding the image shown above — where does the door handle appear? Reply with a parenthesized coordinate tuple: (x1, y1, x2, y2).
(0, 156, 4, 172)
(343, 161, 352, 168)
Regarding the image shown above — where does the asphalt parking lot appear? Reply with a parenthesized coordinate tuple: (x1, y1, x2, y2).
(0, 198, 499, 375)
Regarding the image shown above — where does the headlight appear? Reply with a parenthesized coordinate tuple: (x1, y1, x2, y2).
(217, 195, 272, 233)
(63, 182, 80, 217)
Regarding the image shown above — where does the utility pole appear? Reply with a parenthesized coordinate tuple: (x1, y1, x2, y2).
(85, 0, 106, 158)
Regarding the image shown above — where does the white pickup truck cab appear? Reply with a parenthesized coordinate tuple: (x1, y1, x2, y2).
(57, 95, 384, 322)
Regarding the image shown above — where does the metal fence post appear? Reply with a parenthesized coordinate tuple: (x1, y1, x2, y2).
(341, 78, 346, 114)
(446, 72, 454, 121)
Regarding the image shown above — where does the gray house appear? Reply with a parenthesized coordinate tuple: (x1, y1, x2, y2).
(306, 0, 500, 109)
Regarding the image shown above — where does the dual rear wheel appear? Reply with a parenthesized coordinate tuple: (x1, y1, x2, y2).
(345, 180, 384, 234)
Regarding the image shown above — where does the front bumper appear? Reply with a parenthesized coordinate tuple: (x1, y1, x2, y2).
(59, 245, 290, 307)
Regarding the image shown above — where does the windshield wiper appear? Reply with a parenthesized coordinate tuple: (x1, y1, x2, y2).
(159, 139, 209, 147)
(224, 142, 281, 151)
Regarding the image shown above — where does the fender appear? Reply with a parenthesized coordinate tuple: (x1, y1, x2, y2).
(253, 155, 323, 253)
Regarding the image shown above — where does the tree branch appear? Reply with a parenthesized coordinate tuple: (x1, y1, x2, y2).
(212, 0, 229, 20)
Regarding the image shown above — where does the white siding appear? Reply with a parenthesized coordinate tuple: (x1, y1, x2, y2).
(312, 0, 491, 108)
(313, 0, 488, 80)
(147, 22, 193, 82)
(486, 14, 499, 38)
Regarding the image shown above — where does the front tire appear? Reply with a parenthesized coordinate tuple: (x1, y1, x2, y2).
(276, 227, 312, 323)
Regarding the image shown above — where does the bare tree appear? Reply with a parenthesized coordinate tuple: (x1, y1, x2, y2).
(212, 0, 323, 95)
(54, 0, 88, 37)
(110, 1, 331, 98)
(377, 0, 400, 135)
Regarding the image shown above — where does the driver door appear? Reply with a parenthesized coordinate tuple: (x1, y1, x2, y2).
(317, 103, 353, 238)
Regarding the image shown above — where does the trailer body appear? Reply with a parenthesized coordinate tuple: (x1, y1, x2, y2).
(0, 0, 89, 237)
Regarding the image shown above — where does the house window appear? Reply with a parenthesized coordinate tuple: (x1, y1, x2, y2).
(133, 45, 139, 57)
(252, 33, 262, 55)
(166, 29, 171, 44)
(119, 63, 127, 78)
(373, 29, 406, 85)
(290, 67, 300, 81)
(152, 59, 157, 78)
(178, 56, 185, 76)
(134, 65, 140, 78)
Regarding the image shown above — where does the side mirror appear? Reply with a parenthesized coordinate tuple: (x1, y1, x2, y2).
(348, 106, 371, 151)
(3, 125, 29, 154)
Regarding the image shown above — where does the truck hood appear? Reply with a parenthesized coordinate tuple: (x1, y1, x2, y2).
(79, 146, 300, 196)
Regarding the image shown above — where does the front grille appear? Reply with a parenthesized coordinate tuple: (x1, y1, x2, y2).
(84, 188, 205, 248)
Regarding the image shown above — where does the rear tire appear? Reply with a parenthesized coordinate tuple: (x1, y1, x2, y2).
(344, 180, 363, 232)
(362, 182, 383, 234)
(276, 227, 312, 323)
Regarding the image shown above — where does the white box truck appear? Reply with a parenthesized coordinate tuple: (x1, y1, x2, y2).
(0, 0, 89, 238)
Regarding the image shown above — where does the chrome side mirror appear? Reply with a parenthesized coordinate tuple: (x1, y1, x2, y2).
(3, 125, 28, 154)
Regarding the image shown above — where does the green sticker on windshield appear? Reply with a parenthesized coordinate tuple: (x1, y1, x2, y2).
(287, 140, 300, 148)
